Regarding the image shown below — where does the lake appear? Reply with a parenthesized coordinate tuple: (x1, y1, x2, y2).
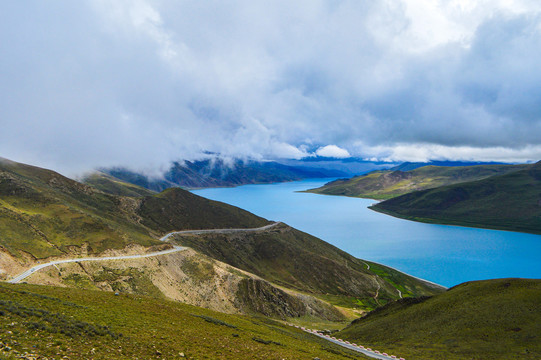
(193, 179, 541, 287)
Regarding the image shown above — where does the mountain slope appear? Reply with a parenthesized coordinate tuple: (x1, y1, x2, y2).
(0, 157, 268, 261)
(171, 223, 445, 312)
(335, 278, 541, 359)
(0, 282, 370, 360)
(105, 158, 345, 191)
(308, 163, 527, 200)
(81, 171, 156, 197)
(371, 161, 541, 234)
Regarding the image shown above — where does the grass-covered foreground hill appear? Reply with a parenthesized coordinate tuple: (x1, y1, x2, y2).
(371, 161, 541, 234)
(335, 278, 541, 360)
(307, 163, 527, 200)
(0, 282, 372, 360)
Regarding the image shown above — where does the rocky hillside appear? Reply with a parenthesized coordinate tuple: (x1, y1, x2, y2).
(171, 223, 445, 312)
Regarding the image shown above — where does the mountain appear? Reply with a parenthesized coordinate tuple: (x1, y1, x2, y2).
(371, 161, 541, 234)
(0, 282, 368, 360)
(390, 160, 507, 172)
(170, 223, 444, 312)
(335, 278, 541, 360)
(279, 157, 396, 176)
(0, 156, 268, 261)
(103, 158, 347, 191)
(307, 163, 528, 200)
(81, 171, 156, 197)
(1, 157, 442, 325)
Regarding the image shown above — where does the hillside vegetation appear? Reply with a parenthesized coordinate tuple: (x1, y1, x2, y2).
(81, 171, 156, 197)
(0, 282, 372, 360)
(0, 157, 267, 261)
(171, 224, 444, 312)
(336, 278, 541, 360)
(308, 163, 527, 200)
(372, 161, 541, 234)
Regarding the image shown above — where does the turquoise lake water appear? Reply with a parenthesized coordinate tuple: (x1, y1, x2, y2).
(193, 178, 541, 287)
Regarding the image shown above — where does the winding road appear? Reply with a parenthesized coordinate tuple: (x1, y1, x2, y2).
(7, 222, 280, 284)
(294, 326, 403, 360)
(7, 220, 407, 359)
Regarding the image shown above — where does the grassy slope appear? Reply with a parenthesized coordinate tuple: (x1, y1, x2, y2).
(0, 283, 371, 360)
(335, 278, 541, 360)
(371, 161, 541, 234)
(81, 171, 156, 197)
(172, 224, 444, 312)
(308, 164, 527, 200)
(0, 159, 158, 259)
(137, 187, 269, 232)
(0, 158, 268, 260)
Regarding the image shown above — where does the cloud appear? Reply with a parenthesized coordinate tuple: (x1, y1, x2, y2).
(315, 145, 351, 159)
(0, 0, 540, 176)
(356, 142, 541, 163)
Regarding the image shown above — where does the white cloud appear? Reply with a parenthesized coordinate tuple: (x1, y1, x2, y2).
(316, 145, 351, 159)
(0, 0, 540, 175)
(355, 142, 541, 163)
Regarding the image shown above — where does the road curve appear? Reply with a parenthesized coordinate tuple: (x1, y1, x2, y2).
(293, 326, 403, 360)
(7, 246, 186, 284)
(7, 222, 281, 284)
(159, 221, 281, 241)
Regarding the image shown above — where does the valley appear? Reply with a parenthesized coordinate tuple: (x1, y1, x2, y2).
(1, 157, 540, 359)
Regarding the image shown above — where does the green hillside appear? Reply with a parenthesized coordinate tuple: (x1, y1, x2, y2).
(371, 161, 541, 234)
(335, 278, 541, 360)
(0, 282, 371, 360)
(171, 224, 444, 312)
(0, 157, 268, 260)
(307, 163, 527, 200)
(81, 171, 156, 197)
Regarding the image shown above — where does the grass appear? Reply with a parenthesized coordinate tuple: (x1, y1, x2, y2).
(372, 161, 541, 234)
(307, 164, 528, 200)
(82, 171, 156, 197)
(0, 282, 372, 359)
(336, 278, 541, 360)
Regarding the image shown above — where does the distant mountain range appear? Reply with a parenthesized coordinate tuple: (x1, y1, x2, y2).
(98, 158, 348, 192)
(93, 157, 398, 192)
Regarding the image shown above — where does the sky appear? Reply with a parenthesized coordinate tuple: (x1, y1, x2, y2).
(1, 0, 541, 175)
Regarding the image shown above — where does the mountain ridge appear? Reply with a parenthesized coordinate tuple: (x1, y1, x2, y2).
(307, 163, 528, 200)
(371, 161, 541, 234)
